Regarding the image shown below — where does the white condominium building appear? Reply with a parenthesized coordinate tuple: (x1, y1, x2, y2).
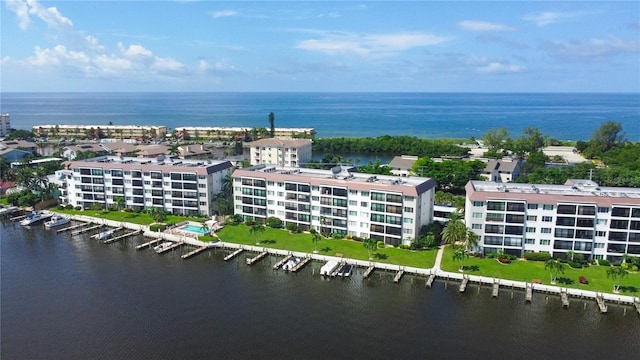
(232, 164, 437, 246)
(0, 114, 10, 137)
(56, 156, 233, 216)
(33, 124, 168, 140)
(248, 138, 312, 167)
(465, 180, 640, 261)
(174, 126, 315, 140)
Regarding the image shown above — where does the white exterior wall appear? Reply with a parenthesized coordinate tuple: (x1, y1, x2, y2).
(0, 114, 10, 137)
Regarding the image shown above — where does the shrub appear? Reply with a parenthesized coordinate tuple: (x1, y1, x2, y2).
(568, 261, 582, 269)
(149, 223, 167, 232)
(74, 206, 82, 211)
(332, 232, 343, 239)
(286, 223, 299, 233)
(487, 253, 496, 259)
(66, 204, 75, 210)
(621, 262, 629, 270)
(266, 217, 283, 228)
(632, 265, 639, 272)
(598, 259, 610, 266)
(376, 241, 385, 249)
(523, 252, 552, 262)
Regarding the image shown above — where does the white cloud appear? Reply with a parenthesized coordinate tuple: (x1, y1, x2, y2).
(523, 11, 586, 27)
(477, 62, 525, 73)
(1, 56, 11, 65)
(6, 0, 31, 30)
(296, 31, 450, 56)
(211, 10, 238, 19)
(26, 0, 73, 29)
(547, 37, 640, 61)
(118, 43, 153, 58)
(458, 20, 513, 32)
(151, 56, 186, 72)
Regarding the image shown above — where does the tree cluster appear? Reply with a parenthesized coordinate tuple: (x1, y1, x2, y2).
(313, 135, 470, 158)
(412, 158, 486, 193)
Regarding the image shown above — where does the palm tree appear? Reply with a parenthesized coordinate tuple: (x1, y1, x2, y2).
(465, 229, 479, 252)
(566, 250, 575, 262)
(544, 259, 565, 285)
(606, 266, 628, 293)
(453, 247, 468, 272)
(363, 238, 377, 260)
(311, 231, 322, 253)
(168, 143, 180, 157)
(200, 223, 210, 236)
(441, 210, 468, 247)
(149, 207, 166, 223)
(249, 223, 265, 244)
(115, 196, 126, 219)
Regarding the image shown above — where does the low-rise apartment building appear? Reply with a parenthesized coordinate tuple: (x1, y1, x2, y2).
(56, 156, 233, 216)
(248, 138, 312, 167)
(33, 124, 168, 140)
(174, 126, 315, 141)
(465, 180, 640, 261)
(232, 164, 436, 246)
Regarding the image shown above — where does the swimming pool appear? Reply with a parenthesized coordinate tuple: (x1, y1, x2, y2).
(179, 224, 208, 234)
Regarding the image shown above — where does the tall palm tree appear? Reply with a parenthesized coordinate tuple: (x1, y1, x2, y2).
(363, 238, 377, 260)
(312, 231, 322, 253)
(606, 266, 628, 293)
(453, 247, 468, 272)
(441, 210, 467, 246)
(115, 196, 126, 219)
(149, 207, 166, 223)
(249, 223, 265, 244)
(544, 259, 565, 285)
(168, 143, 180, 157)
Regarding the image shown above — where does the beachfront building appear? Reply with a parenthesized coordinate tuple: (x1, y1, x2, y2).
(0, 114, 10, 137)
(465, 180, 640, 262)
(32, 124, 168, 141)
(248, 138, 312, 167)
(232, 164, 437, 246)
(56, 156, 233, 216)
(174, 126, 315, 141)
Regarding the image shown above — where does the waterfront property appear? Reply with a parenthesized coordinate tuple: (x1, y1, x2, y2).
(32, 124, 168, 141)
(248, 138, 313, 167)
(174, 126, 315, 141)
(0, 113, 10, 137)
(465, 179, 640, 261)
(55, 155, 233, 216)
(232, 164, 437, 246)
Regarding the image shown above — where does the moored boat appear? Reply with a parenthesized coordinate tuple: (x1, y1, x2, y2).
(153, 241, 173, 253)
(44, 214, 71, 229)
(92, 228, 115, 240)
(282, 257, 300, 271)
(20, 211, 52, 226)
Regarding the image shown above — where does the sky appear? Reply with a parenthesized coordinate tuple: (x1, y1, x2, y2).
(1, 0, 639, 92)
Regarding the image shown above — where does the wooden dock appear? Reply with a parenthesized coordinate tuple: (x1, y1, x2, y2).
(246, 251, 268, 266)
(291, 257, 311, 272)
(182, 245, 209, 260)
(57, 222, 87, 233)
(492, 280, 500, 298)
(525, 283, 533, 303)
(273, 254, 293, 270)
(393, 270, 404, 283)
(136, 239, 161, 250)
(561, 289, 570, 308)
(363, 265, 375, 279)
(224, 248, 244, 261)
(596, 294, 608, 313)
(103, 229, 140, 244)
(71, 224, 103, 235)
(10, 214, 27, 221)
(425, 274, 436, 288)
(459, 277, 469, 293)
(157, 241, 184, 254)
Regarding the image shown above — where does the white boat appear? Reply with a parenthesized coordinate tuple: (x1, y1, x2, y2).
(320, 260, 339, 276)
(20, 211, 52, 226)
(338, 264, 353, 277)
(282, 257, 300, 271)
(153, 241, 173, 253)
(0, 206, 18, 216)
(44, 214, 71, 229)
(93, 228, 115, 240)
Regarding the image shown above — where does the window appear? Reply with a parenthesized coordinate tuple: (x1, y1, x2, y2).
(527, 215, 537, 221)
(543, 204, 554, 211)
(541, 228, 552, 234)
(542, 216, 552, 222)
(596, 219, 607, 226)
(472, 212, 483, 219)
(349, 200, 357, 206)
(594, 242, 605, 248)
(597, 207, 609, 213)
(612, 207, 630, 217)
(403, 218, 413, 224)
(540, 239, 551, 245)
(595, 231, 606, 237)
(526, 227, 536, 233)
(472, 224, 482, 229)
(404, 207, 414, 213)
(361, 201, 368, 207)
(348, 210, 357, 216)
(527, 203, 538, 210)
(487, 201, 505, 211)
(473, 201, 484, 207)
(525, 238, 535, 244)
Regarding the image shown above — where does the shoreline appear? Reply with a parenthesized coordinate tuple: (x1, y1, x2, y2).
(45, 212, 640, 308)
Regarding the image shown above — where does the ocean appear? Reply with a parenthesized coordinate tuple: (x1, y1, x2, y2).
(1, 220, 639, 359)
(1, 92, 639, 141)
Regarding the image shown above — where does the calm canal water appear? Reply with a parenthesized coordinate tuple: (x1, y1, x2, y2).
(2, 220, 639, 359)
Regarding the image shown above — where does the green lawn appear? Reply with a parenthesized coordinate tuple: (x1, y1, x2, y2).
(55, 208, 206, 226)
(441, 246, 640, 295)
(216, 223, 438, 269)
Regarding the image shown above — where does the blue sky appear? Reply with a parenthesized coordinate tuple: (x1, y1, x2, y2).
(1, 0, 639, 92)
